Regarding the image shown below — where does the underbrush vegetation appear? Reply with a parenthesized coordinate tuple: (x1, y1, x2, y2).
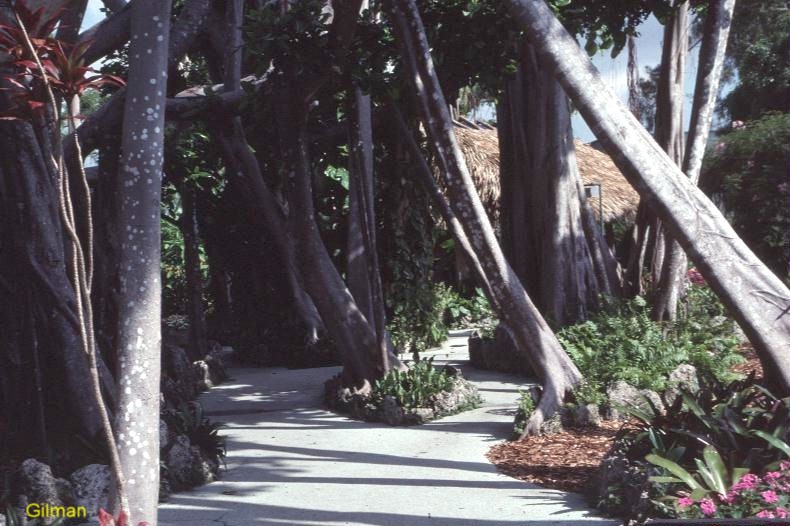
(621, 377, 790, 520)
(371, 358, 455, 410)
(558, 285, 743, 405)
(389, 284, 496, 355)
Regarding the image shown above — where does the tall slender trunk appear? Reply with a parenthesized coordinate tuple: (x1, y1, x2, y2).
(651, 0, 689, 321)
(505, 0, 790, 395)
(389, 103, 495, 303)
(180, 183, 208, 360)
(386, 0, 583, 435)
(115, 0, 171, 522)
(653, 0, 737, 321)
(347, 87, 389, 371)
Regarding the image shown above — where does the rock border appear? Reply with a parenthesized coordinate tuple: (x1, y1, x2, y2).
(326, 373, 482, 426)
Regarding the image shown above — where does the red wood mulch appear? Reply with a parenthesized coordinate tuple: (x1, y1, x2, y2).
(486, 420, 628, 494)
(487, 346, 763, 494)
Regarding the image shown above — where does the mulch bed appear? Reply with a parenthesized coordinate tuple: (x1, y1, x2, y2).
(487, 345, 763, 495)
(731, 344, 764, 380)
(486, 420, 627, 494)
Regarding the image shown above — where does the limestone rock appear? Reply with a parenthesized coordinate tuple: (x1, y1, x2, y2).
(665, 364, 700, 405)
(381, 396, 404, 426)
(16, 459, 74, 510)
(164, 435, 218, 492)
(606, 381, 664, 420)
(570, 403, 602, 428)
(194, 360, 212, 391)
(69, 464, 110, 517)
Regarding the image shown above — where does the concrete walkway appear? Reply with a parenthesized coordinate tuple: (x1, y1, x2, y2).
(158, 331, 621, 526)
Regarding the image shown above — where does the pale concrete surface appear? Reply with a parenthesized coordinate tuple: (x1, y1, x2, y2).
(158, 331, 621, 526)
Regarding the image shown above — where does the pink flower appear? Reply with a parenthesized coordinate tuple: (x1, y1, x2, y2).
(677, 497, 694, 508)
(732, 473, 760, 491)
(700, 498, 717, 516)
(777, 508, 790, 519)
(780, 460, 790, 472)
(719, 492, 736, 504)
(762, 490, 779, 504)
(756, 510, 776, 518)
(765, 471, 782, 483)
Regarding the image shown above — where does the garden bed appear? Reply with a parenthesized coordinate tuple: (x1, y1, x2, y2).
(487, 420, 626, 493)
(325, 360, 482, 425)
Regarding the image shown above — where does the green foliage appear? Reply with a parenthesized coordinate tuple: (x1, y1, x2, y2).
(622, 377, 790, 474)
(703, 112, 790, 281)
(646, 445, 748, 500)
(558, 292, 742, 398)
(557, 286, 741, 399)
(372, 358, 454, 410)
(512, 389, 536, 435)
(162, 404, 226, 465)
(572, 378, 607, 406)
(720, 0, 789, 121)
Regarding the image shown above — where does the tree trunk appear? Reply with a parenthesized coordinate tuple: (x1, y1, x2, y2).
(114, 0, 171, 522)
(347, 87, 390, 371)
(386, 0, 583, 435)
(273, 77, 399, 388)
(505, 0, 790, 394)
(651, 0, 689, 321)
(0, 121, 105, 438)
(653, 0, 737, 321)
(500, 42, 613, 327)
(212, 0, 325, 343)
(389, 103, 495, 303)
(180, 183, 208, 360)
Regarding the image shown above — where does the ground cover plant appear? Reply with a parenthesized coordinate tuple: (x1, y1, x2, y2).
(557, 284, 743, 406)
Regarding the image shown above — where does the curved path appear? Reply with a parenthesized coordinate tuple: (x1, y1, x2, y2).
(158, 331, 620, 526)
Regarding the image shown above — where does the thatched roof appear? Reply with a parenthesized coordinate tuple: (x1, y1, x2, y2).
(452, 126, 639, 223)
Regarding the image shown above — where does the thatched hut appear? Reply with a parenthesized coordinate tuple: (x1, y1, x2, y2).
(452, 125, 639, 224)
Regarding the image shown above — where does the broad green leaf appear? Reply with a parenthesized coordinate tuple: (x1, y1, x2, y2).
(646, 454, 701, 490)
(702, 446, 728, 494)
(753, 430, 790, 457)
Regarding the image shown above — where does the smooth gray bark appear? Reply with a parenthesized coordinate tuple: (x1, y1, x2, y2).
(651, 1, 689, 321)
(505, 0, 790, 394)
(655, 0, 737, 321)
(114, 0, 171, 522)
(387, 0, 582, 435)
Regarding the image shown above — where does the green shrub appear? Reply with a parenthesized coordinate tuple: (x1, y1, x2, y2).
(623, 377, 789, 474)
(513, 389, 536, 435)
(703, 112, 790, 281)
(371, 358, 454, 410)
(558, 292, 742, 399)
(388, 284, 497, 354)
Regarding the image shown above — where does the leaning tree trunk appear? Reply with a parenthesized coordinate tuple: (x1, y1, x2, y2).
(650, 0, 689, 321)
(211, 0, 325, 344)
(347, 86, 390, 371)
(389, 103, 495, 304)
(653, 0, 737, 321)
(114, 0, 171, 522)
(499, 41, 615, 327)
(505, 0, 790, 394)
(386, 0, 583, 436)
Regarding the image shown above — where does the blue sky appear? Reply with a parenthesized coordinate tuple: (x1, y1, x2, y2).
(82, 2, 716, 143)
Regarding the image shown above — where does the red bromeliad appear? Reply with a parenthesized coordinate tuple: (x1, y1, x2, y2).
(0, 0, 124, 119)
(98, 509, 150, 526)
